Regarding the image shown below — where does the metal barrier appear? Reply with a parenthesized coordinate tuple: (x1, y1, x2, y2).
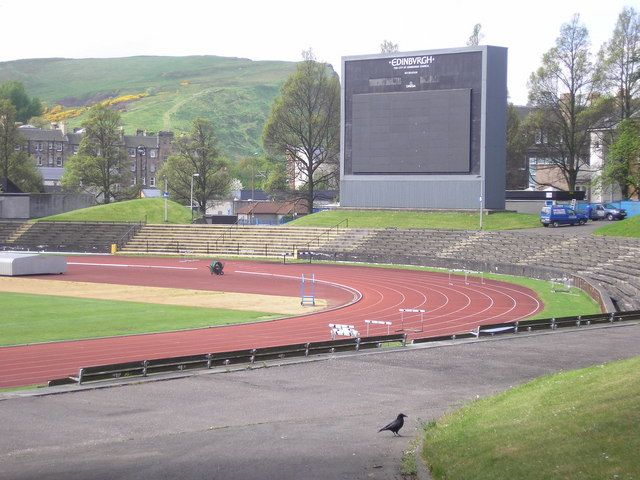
(48, 333, 407, 386)
(413, 310, 640, 344)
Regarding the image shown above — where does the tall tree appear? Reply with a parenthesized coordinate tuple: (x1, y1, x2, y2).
(157, 118, 231, 216)
(380, 40, 399, 53)
(0, 99, 43, 192)
(505, 104, 530, 189)
(263, 58, 340, 212)
(0, 81, 43, 123)
(61, 105, 129, 203)
(597, 6, 640, 120)
(527, 14, 601, 191)
(598, 118, 640, 199)
(467, 24, 483, 46)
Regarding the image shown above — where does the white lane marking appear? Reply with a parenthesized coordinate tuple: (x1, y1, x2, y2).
(68, 262, 199, 271)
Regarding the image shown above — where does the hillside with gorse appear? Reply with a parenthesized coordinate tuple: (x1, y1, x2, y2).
(0, 55, 298, 158)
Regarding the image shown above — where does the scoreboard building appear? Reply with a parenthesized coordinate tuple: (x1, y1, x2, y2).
(340, 46, 508, 210)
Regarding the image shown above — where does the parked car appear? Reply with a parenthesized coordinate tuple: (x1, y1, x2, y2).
(540, 206, 588, 227)
(590, 203, 627, 221)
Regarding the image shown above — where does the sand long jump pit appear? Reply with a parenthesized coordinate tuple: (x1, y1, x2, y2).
(0, 276, 327, 315)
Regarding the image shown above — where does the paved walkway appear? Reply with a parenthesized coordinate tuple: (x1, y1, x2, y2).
(1, 323, 639, 480)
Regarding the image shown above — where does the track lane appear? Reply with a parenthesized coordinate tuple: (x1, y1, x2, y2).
(0, 257, 542, 387)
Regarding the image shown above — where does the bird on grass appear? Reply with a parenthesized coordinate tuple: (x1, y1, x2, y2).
(378, 413, 407, 436)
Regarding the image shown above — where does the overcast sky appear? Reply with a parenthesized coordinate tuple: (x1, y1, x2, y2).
(0, 0, 633, 105)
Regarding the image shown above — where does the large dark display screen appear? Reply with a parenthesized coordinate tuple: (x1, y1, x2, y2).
(351, 89, 471, 174)
(343, 51, 482, 176)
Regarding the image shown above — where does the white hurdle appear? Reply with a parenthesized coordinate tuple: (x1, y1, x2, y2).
(398, 308, 426, 332)
(329, 323, 359, 340)
(365, 320, 392, 336)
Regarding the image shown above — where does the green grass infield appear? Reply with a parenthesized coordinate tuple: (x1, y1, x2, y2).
(0, 292, 279, 346)
(422, 356, 640, 479)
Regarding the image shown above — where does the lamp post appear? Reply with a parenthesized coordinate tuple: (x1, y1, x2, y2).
(190, 173, 199, 222)
(476, 175, 483, 230)
(163, 176, 168, 223)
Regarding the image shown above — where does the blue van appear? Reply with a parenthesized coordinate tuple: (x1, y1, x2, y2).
(540, 206, 588, 227)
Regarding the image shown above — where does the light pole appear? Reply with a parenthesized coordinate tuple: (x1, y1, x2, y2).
(163, 176, 168, 223)
(476, 175, 483, 230)
(190, 173, 199, 222)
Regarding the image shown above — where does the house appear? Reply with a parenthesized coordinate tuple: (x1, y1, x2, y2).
(14, 123, 173, 191)
(235, 200, 309, 225)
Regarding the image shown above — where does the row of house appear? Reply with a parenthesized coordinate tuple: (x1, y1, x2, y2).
(14, 123, 174, 191)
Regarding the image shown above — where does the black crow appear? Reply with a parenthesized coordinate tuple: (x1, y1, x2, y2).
(378, 413, 407, 436)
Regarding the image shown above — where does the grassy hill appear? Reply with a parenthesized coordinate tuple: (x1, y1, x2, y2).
(423, 355, 640, 479)
(594, 215, 640, 237)
(0, 56, 298, 157)
(38, 198, 192, 224)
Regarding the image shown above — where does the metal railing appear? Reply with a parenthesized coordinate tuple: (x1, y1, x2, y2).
(47, 333, 406, 386)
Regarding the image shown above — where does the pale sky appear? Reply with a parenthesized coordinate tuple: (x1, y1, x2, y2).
(0, 0, 633, 105)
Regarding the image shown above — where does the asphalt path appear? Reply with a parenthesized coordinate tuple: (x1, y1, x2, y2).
(1, 323, 639, 480)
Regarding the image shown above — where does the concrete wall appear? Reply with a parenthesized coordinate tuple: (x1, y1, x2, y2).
(0, 193, 95, 219)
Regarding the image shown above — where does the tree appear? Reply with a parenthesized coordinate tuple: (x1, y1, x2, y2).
(61, 105, 129, 203)
(157, 118, 231, 216)
(467, 24, 483, 46)
(505, 104, 529, 189)
(527, 14, 601, 191)
(597, 7, 640, 120)
(0, 81, 42, 123)
(0, 99, 43, 192)
(263, 58, 340, 212)
(380, 40, 399, 53)
(598, 118, 640, 199)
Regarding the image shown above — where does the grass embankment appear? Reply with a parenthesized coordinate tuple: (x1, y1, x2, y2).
(38, 198, 191, 224)
(288, 210, 541, 230)
(0, 292, 278, 346)
(423, 356, 640, 479)
(594, 215, 640, 237)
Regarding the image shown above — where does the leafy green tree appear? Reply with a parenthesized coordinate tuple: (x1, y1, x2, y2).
(157, 118, 231, 216)
(0, 81, 42, 123)
(505, 104, 529, 189)
(527, 14, 602, 191)
(263, 58, 340, 212)
(61, 105, 129, 203)
(598, 118, 640, 199)
(597, 6, 640, 120)
(0, 99, 43, 192)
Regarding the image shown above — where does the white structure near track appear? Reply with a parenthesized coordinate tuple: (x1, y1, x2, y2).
(0, 252, 66, 276)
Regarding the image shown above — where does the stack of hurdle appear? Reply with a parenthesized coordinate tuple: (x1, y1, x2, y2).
(300, 273, 316, 306)
(329, 323, 359, 340)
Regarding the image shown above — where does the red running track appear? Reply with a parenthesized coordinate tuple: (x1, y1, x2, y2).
(0, 256, 542, 387)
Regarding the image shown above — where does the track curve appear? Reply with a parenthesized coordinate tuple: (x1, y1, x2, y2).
(0, 257, 542, 387)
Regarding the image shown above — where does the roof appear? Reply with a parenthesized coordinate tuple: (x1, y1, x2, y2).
(238, 189, 269, 201)
(123, 135, 159, 149)
(17, 128, 65, 142)
(236, 200, 309, 215)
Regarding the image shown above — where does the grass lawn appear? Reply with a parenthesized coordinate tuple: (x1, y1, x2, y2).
(594, 215, 640, 237)
(0, 292, 279, 346)
(422, 356, 640, 479)
(287, 210, 541, 230)
(38, 198, 192, 224)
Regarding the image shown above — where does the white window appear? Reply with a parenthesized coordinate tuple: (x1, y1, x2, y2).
(150, 149, 157, 158)
(142, 177, 146, 186)
(150, 177, 156, 187)
(48, 142, 54, 150)
(56, 157, 63, 167)
(56, 143, 62, 152)
(36, 142, 43, 151)
(132, 177, 137, 186)
(129, 148, 136, 157)
(73, 145, 79, 154)
(14, 144, 21, 151)
(150, 163, 156, 173)
(36, 156, 42, 166)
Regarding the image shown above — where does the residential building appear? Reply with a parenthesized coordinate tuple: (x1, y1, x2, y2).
(14, 123, 173, 191)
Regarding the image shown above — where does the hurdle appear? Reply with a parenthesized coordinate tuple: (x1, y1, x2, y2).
(550, 277, 573, 293)
(329, 323, 359, 340)
(365, 320, 392, 336)
(398, 308, 426, 333)
(448, 269, 484, 285)
(300, 273, 316, 306)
